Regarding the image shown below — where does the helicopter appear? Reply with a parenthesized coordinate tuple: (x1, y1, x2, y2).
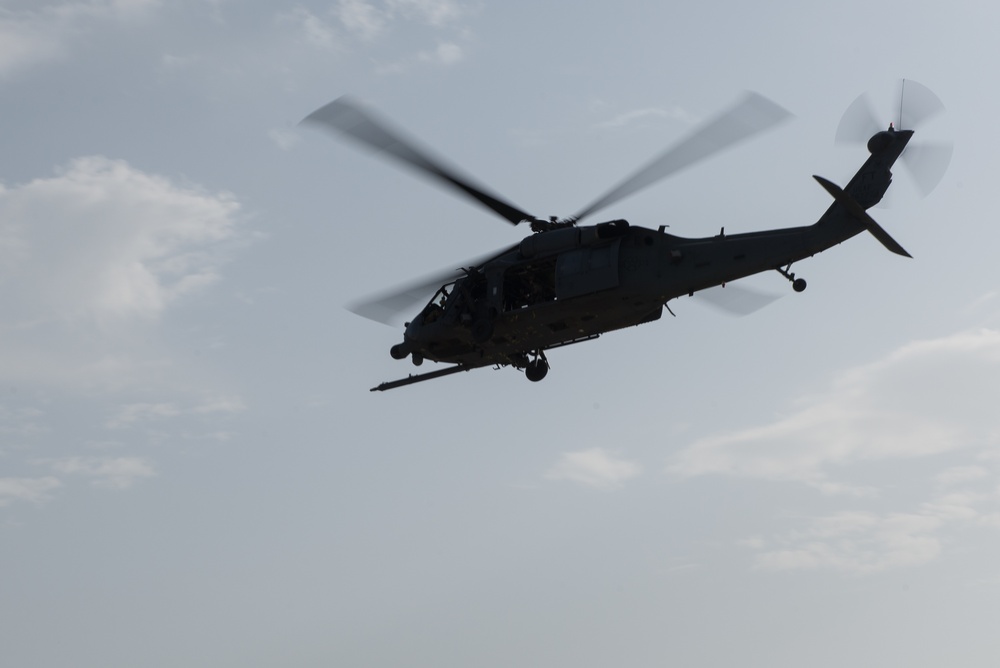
(303, 82, 950, 392)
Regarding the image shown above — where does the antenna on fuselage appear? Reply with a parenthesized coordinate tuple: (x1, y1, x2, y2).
(898, 79, 906, 129)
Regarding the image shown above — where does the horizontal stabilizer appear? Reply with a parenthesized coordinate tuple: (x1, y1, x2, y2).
(813, 175, 912, 258)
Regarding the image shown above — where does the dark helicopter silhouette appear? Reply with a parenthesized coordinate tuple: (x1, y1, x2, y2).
(303, 81, 949, 391)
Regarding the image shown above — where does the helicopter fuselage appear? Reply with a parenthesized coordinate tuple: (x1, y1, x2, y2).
(391, 127, 912, 379)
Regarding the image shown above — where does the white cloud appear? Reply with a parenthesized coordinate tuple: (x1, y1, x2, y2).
(422, 41, 462, 65)
(47, 456, 155, 489)
(667, 329, 1000, 493)
(934, 465, 991, 488)
(0, 0, 160, 79)
(0, 156, 243, 390)
(279, 6, 341, 49)
(375, 40, 464, 74)
(387, 0, 468, 27)
(268, 127, 301, 151)
(750, 510, 944, 575)
(106, 402, 181, 429)
(160, 52, 200, 69)
(282, 0, 473, 72)
(1, 155, 240, 324)
(193, 395, 246, 415)
(336, 0, 387, 41)
(595, 106, 699, 131)
(747, 479, 1000, 575)
(0, 406, 48, 438)
(105, 395, 245, 429)
(0, 476, 61, 506)
(545, 448, 641, 489)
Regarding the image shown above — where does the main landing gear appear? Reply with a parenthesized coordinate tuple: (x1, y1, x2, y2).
(524, 350, 549, 383)
(777, 264, 807, 293)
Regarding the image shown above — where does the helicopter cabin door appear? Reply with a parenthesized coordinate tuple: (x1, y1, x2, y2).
(554, 239, 621, 300)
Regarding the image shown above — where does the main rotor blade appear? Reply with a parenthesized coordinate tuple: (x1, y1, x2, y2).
(570, 92, 791, 223)
(348, 243, 520, 326)
(695, 283, 781, 316)
(302, 97, 535, 226)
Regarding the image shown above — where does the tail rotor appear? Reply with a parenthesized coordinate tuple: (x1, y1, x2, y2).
(836, 79, 953, 197)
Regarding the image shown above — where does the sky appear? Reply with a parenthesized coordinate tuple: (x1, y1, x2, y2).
(2, 1, 1000, 666)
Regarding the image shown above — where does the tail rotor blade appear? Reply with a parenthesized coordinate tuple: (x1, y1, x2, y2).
(835, 92, 880, 145)
(902, 141, 954, 196)
(838, 81, 952, 199)
(895, 79, 946, 130)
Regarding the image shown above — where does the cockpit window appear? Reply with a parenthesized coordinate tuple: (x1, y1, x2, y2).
(421, 282, 457, 322)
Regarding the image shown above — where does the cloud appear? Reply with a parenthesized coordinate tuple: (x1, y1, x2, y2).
(46, 456, 156, 489)
(160, 52, 200, 69)
(934, 465, 991, 488)
(268, 127, 301, 151)
(279, 6, 342, 49)
(1, 155, 241, 323)
(106, 395, 245, 429)
(105, 402, 181, 429)
(336, 0, 388, 41)
(595, 106, 699, 131)
(746, 477, 1000, 575)
(749, 510, 944, 574)
(0, 156, 244, 389)
(0, 406, 48, 439)
(665, 330, 1000, 573)
(0, 476, 61, 506)
(193, 395, 246, 415)
(545, 448, 641, 489)
(387, 0, 469, 27)
(667, 329, 1000, 493)
(422, 41, 462, 65)
(277, 0, 473, 74)
(0, 0, 160, 79)
(375, 40, 464, 74)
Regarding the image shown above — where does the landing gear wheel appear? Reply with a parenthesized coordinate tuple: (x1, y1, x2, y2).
(525, 360, 548, 382)
(471, 318, 494, 343)
(777, 264, 807, 293)
(411, 353, 424, 367)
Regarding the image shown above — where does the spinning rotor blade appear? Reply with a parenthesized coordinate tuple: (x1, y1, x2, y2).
(895, 79, 946, 130)
(570, 92, 791, 223)
(835, 92, 880, 145)
(901, 142, 953, 196)
(303, 97, 535, 226)
(897, 81, 951, 196)
(696, 283, 781, 316)
(348, 243, 519, 326)
(836, 80, 953, 197)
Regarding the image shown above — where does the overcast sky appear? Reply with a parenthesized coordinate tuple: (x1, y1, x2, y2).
(3, 1, 1000, 666)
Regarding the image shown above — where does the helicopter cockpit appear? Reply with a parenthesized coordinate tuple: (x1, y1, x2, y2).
(419, 283, 455, 325)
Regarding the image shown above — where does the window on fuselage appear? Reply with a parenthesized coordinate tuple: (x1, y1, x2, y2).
(502, 258, 557, 311)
